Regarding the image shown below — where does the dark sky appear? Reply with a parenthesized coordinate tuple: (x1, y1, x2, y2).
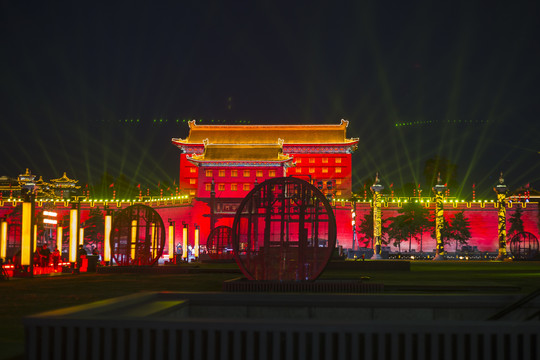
(1, 0, 539, 198)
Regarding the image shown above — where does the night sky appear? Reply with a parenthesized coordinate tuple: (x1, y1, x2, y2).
(1, 1, 539, 198)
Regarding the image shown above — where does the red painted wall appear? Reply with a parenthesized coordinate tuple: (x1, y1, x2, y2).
(196, 166, 286, 199)
(348, 201, 540, 252)
(1, 200, 538, 257)
(286, 154, 353, 197)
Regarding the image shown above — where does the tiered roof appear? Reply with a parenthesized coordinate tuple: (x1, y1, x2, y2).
(172, 119, 359, 148)
(50, 172, 80, 189)
(188, 141, 293, 166)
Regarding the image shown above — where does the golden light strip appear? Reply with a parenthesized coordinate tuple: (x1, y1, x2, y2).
(33, 224, 38, 252)
(182, 226, 188, 260)
(21, 202, 32, 266)
(104, 214, 111, 262)
(131, 220, 137, 260)
(1, 221, 8, 260)
(56, 226, 63, 253)
(69, 208, 78, 262)
(194, 227, 200, 258)
(169, 224, 175, 261)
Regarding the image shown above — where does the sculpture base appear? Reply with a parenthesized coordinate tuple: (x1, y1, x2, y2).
(433, 254, 445, 261)
(370, 254, 383, 260)
(495, 254, 506, 261)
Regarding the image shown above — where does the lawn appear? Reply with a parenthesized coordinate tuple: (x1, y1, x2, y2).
(1, 260, 539, 359)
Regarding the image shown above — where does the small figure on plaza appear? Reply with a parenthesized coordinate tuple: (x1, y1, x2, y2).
(76, 245, 87, 270)
(33, 249, 41, 267)
(39, 244, 51, 267)
(12, 250, 21, 270)
(52, 248, 61, 271)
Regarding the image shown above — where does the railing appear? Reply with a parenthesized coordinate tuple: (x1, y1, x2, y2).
(488, 287, 540, 321)
(24, 292, 540, 360)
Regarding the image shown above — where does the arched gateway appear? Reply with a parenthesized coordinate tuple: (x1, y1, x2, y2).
(232, 177, 337, 281)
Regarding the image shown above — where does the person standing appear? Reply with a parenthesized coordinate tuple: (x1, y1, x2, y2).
(52, 248, 61, 271)
(39, 244, 51, 268)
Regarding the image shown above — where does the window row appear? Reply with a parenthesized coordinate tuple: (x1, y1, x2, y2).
(294, 167, 342, 174)
(194, 184, 343, 196)
(204, 169, 277, 178)
(205, 183, 252, 191)
(191, 176, 343, 186)
(296, 157, 342, 164)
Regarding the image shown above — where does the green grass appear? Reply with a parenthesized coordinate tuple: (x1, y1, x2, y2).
(330, 261, 540, 292)
(1, 260, 539, 359)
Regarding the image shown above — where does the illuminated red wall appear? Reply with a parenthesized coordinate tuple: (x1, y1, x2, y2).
(349, 201, 540, 252)
(1, 200, 538, 256)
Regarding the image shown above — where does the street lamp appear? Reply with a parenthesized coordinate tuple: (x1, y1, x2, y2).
(494, 172, 508, 261)
(370, 173, 384, 259)
(433, 173, 447, 261)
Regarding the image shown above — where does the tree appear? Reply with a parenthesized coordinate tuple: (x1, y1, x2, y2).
(357, 208, 389, 248)
(448, 211, 472, 253)
(430, 211, 472, 253)
(387, 202, 430, 252)
(387, 215, 410, 252)
(415, 207, 432, 252)
(508, 205, 525, 240)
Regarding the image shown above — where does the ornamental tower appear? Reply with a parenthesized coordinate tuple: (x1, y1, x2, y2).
(172, 119, 359, 198)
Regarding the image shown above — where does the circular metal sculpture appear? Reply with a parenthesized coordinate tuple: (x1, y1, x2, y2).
(110, 204, 166, 266)
(509, 232, 539, 260)
(232, 177, 337, 281)
(207, 225, 234, 260)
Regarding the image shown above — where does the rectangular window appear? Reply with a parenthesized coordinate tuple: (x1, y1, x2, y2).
(336, 179, 342, 185)
(231, 170, 238, 177)
(231, 183, 238, 191)
(205, 170, 212, 177)
(322, 158, 328, 163)
(189, 179, 196, 185)
(296, 158, 301, 164)
(269, 170, 276, 177)
(189, 189, 196, 195)
(309, 158, 315, 164)
(309, 168, 315, 173)
(205, 183, 211, 191)
(190, 167, 197, 173)
(218, 184, 225, 191)
(336, 167, 342, 174)
(296, 167, 302, 173)
(335, 158, 342, 164)
(243, 184, 250, 191)
(219, 170, 225, 177)
(322, 167, 328, 173)
(243, 170, 250, 177)
(256, 170, 263, 177)
(337, 190, 342, 196)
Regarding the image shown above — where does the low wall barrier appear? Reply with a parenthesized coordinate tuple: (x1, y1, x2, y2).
(24, 292, 540, 360)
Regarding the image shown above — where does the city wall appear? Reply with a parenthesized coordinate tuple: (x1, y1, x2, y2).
(0, 198, 538, 256)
